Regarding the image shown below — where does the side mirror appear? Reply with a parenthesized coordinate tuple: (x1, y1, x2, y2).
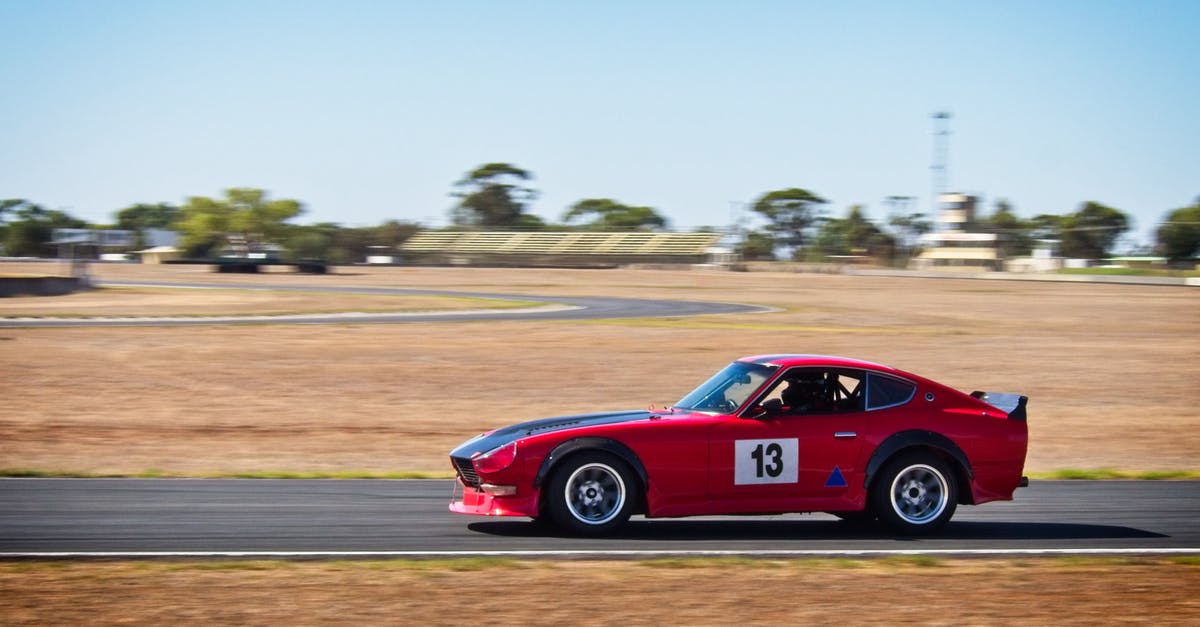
(749, 399, 783, 419)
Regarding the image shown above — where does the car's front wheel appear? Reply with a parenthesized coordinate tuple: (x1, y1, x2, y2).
(871, 452, 957, 535)
(544, 452, 637, 535)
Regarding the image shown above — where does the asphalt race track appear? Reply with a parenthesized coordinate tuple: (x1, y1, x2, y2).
(1, 479, 1197, 557)
(0, 280, 772, 327)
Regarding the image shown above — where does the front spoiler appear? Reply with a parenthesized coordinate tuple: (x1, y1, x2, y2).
(449, 480, 539, 518)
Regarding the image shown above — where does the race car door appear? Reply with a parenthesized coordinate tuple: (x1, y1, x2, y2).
(707, 368, 868, 510)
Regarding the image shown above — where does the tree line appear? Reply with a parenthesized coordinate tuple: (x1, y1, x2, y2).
(2, 163, 1198, 263)
(750, 194, 1141, 263)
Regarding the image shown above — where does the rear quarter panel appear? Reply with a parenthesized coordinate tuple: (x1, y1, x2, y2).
(866, 377, 1028, 504)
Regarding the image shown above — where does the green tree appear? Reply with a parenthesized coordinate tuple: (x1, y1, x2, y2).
(1156, 198, 1200, 262)
(814, 205, 894, 261)
(0, 198, 24, 223)
(327, 225, 370, 263)
(372, 220, 420, 249)
(882, 196, 928, 264)
(281, 220, 420, 263)
(225, 188, 304, 242)
(1060, 201, 1130, 259)
(736, 230, 776, 260)
(512, 213, 548, 230)
(1, 200, 89, 257)
(176, 195, 234, 258)
(115, 202, 179, 231)
(983, 199, 1033, 257)
(329, 221, 420, 263)
(115, 202, 180, 249)
(887, 211, 932, 263)
(750, 188, 828, 253)
(562, 198, 668, 231)
(286, 227, 334, 261)
(0, 199, 21, 252)
(1027, 214, 1066, 240)
(175, 189, 304, 258)
(451, 163, 539, 228)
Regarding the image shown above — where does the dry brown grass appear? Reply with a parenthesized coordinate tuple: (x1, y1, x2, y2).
(1, 558, 1197, 625)
(1, 262, 1197, 474)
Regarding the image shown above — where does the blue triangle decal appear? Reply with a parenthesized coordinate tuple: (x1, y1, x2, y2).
(825, 466, 847, 488)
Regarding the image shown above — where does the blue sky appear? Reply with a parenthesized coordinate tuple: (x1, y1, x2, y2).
(2, 0, 1196, 246)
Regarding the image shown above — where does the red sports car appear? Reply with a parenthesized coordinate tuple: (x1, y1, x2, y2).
(449, 354, 1028, 535)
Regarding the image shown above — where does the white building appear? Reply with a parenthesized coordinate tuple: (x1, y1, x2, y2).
(911, 194, 1002, 271)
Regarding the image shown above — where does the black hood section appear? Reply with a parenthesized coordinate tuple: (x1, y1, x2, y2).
(450, 410, 652, 459)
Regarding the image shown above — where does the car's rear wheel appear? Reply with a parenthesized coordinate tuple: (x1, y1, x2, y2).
(871, 452, 957, 535)
(545, 452, 637, 535)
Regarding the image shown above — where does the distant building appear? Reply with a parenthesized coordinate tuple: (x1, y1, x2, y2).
(134, 246, 181, 264)
(144, 229, 180, 248)
(1006, 239, 1063, 273)
(911, 194, 1002, 270)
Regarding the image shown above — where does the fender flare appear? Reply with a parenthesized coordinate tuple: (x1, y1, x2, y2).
(533, 437, 649, 492)
(864, 430, 974, 491)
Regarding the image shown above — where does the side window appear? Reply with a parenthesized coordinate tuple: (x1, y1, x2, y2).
(761, 368, 865, 415)
(866, 374, 916, 410)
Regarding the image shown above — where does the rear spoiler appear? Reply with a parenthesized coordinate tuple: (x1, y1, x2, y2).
(970, 391, 1028, 422)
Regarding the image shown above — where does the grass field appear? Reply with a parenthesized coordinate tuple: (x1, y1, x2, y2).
(1058, 267, 1200, 278)
(2, 557, 1197, 624)
(1, 262, 1197, 475)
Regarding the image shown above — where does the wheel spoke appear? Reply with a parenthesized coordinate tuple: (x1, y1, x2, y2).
(890, 463, 948, 524)
(564, 462, 627, 525)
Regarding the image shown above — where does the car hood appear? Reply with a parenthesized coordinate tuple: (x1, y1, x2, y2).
(449, 409, 655, 459)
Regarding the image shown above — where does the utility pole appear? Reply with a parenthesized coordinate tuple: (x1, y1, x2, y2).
(931, 111, 952, 215)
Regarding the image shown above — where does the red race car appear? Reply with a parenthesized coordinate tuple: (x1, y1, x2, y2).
(449, 354, 1028, 535)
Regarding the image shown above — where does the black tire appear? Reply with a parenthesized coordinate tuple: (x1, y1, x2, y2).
(870, 452, 958, 535)
(544, 451, 638, 535)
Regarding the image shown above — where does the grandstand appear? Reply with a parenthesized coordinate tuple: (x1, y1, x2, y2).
(398, 231, 723, 267)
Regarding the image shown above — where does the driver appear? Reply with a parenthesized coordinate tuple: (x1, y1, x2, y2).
(780, 371, 831, 414)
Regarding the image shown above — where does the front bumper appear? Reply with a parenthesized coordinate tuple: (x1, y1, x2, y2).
(449, 479, 539, 518)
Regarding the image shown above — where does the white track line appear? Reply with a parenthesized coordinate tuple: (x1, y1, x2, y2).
(3, 548, 1197, 559)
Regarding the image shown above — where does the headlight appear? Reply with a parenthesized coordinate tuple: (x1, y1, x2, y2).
(472, 441, 517, 474)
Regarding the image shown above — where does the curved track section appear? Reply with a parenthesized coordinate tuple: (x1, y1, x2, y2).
(0, 280, 772, 327)
(1, 479, 1196, 557)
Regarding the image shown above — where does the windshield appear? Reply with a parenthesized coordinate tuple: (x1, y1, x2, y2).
(675, 361, 776, 413)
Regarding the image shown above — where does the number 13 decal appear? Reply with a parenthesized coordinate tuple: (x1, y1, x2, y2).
(734, 439, 799, 485)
